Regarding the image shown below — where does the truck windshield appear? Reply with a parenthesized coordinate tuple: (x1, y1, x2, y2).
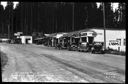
(88, 37, 93, 44)
(82, 37, 87, 42)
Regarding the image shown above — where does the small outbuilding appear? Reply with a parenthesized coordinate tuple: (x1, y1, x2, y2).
(20, 36, 33, 44)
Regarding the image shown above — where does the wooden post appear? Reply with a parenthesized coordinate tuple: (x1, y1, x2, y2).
(72, 2, 74, 31)
(103, 2, 106, 50)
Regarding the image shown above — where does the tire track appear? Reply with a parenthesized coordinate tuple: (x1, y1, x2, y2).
(9, 44, 125, 83)
(80, 59, 125, 75)
(11, 45, 89, 82)
(41, 53, 124, 83)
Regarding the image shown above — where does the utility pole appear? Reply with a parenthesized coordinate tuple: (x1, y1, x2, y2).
(72, 2, 75, 31)
(0, 3, 4, 35)
(11, 4, 13, 39)
(8, 24, 10, 39)
(20, 3, 22, 33)
(55, 2, 57, 33)
(2, 23, 3, 35)
(25, 3, 27, 35)
(103, 2, 106, 50)
(30, 2, 33, 35)
(37, 2, 39, 33)
(8, 2, 11, 39)
(8, 2, 14, 39)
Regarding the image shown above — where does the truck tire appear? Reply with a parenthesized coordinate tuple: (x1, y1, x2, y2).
(91, 50, 95, 54)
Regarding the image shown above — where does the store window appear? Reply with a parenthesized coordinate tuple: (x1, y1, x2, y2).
(124, 39, 126, 46)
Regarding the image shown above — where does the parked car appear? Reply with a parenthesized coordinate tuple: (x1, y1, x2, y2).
(91, 42, 105, 54)
(68, 42, 78, 51)
(78, 42, 90, 52)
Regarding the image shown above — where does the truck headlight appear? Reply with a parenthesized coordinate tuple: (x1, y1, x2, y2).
(102, 47, 105, 51)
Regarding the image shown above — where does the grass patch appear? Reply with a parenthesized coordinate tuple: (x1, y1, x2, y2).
(0, 51, 8, 72)
(105, 48, 125, 56)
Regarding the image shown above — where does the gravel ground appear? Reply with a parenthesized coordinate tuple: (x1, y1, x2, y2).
(0, 43, 125, 83)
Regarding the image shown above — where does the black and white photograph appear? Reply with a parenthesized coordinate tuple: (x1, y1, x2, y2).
(0, 1, 126, 83)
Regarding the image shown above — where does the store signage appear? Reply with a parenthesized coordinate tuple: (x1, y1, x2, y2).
(109, 39, 121, 45)
(80, 31, 97, 37)
(88, 32, 93, 36)
(80, 32, 87, 36)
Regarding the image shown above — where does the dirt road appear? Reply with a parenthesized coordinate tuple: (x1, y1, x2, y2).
(0, 43, 125, 82)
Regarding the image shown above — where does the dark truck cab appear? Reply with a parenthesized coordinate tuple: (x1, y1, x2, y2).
(91, 42, 105, 54)
(68, 42, 78, 51)
(78, 42, 90, 52)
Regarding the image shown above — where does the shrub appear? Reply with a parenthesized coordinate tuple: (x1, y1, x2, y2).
(0, 51, 8, 72)
(105, 48, 125, 56)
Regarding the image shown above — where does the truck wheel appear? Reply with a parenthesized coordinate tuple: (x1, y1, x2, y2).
(68, 47, 71, 51)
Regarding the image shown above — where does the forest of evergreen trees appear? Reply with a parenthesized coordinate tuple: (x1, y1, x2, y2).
(0, 2, 126, 36)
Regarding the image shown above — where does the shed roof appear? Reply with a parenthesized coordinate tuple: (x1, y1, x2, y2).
(45, 32, 67, 38)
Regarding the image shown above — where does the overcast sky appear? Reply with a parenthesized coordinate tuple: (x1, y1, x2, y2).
(96, 2, 119, 12)
(1, 1, 119, 12)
